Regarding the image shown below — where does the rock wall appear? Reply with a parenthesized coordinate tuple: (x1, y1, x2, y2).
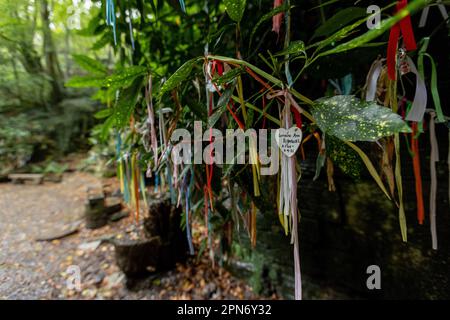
(230, 129, 450, 299)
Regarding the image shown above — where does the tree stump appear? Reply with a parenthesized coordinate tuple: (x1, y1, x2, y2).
(113, 237, 162, 276)
(85, 188, 123, 229)
(144, 194, 188, 269)
(112, 194, 188, 278)
(85, 194, 108, 229)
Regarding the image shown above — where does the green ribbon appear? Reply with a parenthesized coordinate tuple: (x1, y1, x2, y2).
(418, 37, 446, 123)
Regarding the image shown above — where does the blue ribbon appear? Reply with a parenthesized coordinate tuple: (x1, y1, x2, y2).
(106, 0, 117, 45)
(328, 73, 353, 96)
(126, 1, 135, 50)
(167, 166, 176, 204)
(179, 0, 186, 13)
(154, 173, 159, 193)
(123, 159, 130, 204)
(115, 132, 122, 158)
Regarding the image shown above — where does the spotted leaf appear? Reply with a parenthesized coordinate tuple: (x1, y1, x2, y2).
(312, 95, 411, 142)
(224, 0, 246, 22)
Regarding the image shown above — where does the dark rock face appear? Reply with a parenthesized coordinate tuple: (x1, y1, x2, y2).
(112, 194, 188, 278)
(231, 132, 450, 299)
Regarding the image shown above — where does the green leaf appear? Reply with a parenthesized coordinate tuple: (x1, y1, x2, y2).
(103, 66, 147, 89)
(208, 55, 282, 87)
(345, 141, 391, 200)
(249, 2, 290, 48)
(148, 0, 157, 15)
(187, 101, 207, 122)
(308, 16, 366, 52)
(159, 58, 200, 98)
(208, 85, 235, 128)
(312, 95, 411, 142)
(224, 0, 246, 22)
(310, 0, 340, 10)
(91, 32, 112, 50)
(112, 76, 144, 128)
(207, 24, 235, 48)
(99, 116, 115, 142)
(320, 0, 428, 57)
(274, 40, 305, 57)
(72, 54, 107, 75)
(65, 75, 104, 88)
(94, 108, 113, 119)
(312, 7, 367, 39)
(326, 135, 362, 180)
(307, 2, 398, 53)
(77, 14, 104, 37)
(313, 152, 326, 181)
(213, 67, 244, 85)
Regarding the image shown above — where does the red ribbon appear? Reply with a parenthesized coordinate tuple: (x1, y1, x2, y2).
(272, 0, 284, 35)
(411, 122, 425, 225)
(291, 107, 302, 129)
(387, 0, 417, 80)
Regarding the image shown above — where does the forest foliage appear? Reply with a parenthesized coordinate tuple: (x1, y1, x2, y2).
(1, 0, 449, 299)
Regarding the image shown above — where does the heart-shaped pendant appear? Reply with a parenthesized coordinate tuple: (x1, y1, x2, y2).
(275, 126, 303, 157)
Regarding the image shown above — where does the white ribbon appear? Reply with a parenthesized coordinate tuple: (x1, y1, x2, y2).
(405, 56, 428, 122)
(365, 58, 385, 102)
(419, 1, 449, 28)
(278, 97, 302, 300)
(429, 111, 439, 250)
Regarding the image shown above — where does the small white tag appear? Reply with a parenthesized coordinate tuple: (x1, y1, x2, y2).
(275, 126, 302, 157)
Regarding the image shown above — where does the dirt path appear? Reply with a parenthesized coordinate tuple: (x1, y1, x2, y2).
(0, 172, 259, 300)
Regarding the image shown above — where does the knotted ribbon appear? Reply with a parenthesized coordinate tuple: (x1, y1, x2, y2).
(278, 94, 302, 300)
(387, 0, 417, 81)
(266, 89, 303, 129)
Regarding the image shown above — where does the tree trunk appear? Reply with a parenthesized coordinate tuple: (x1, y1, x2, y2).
(40, 0, 64, 104)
